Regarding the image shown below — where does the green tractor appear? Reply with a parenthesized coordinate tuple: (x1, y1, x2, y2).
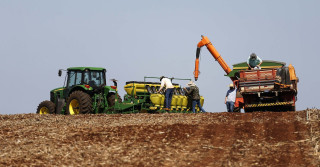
(37, 67, 206, 114)
(37, 67, 122, 115)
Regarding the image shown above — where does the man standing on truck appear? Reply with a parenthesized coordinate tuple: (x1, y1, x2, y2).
(158, 76, 174, 111)
(247, 53, 263, 70)
(184, 81, 206, 113)
(225, 83, 236, 112)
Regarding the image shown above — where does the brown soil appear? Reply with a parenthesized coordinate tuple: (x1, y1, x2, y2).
(0, 109, 319, 167)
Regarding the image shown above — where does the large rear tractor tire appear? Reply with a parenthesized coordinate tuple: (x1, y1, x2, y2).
(37, 100, 55, 114)
(66, 91, 93, 115)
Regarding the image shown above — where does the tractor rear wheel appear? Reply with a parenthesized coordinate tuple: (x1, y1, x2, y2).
(37, 100, 55, 114)
(66, 91, 93, 115)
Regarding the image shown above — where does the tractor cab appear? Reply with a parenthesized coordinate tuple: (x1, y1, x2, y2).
(62, 67, 107, 95)
(66, 68, 106, 88)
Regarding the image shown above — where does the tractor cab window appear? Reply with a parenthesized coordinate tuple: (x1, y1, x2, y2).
(67, 71, 83, 88)
(83, 71, 90, 85)
(83, 70, 105, 87)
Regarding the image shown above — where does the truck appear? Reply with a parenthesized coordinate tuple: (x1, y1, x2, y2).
(37, 67, 205, 114)
(194, 35, 298, 112)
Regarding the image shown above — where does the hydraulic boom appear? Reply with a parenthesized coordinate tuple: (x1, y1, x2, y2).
(194, 35, 232, 81)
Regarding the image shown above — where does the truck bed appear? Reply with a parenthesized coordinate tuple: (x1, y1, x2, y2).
(239, 69, 277, 93)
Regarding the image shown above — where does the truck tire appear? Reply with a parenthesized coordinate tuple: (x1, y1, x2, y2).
(107, 93, 122, 107)
(289, 106, 296, 112)
(66, 91, 92, 115)
(244, 108, 253, 113)
(37, 100, 55, 114)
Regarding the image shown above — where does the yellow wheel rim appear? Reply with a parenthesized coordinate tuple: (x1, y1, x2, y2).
(39, 107, 49, 114)
(69, 99, 80, 115)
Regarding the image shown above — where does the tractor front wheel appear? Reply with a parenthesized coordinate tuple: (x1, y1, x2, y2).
(37, 101, 55, 114)
(107, 93, 122, 107)
(66, 91, 93, 115)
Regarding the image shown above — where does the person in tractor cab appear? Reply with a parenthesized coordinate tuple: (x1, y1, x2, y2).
(247, 53, 263, 70)
(225, 83, 236, 112)
(157, 76, 174, 111)
(184, 81, 206, 113)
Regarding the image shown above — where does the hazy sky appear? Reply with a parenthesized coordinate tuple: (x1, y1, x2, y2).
(1, 0, 319, 114)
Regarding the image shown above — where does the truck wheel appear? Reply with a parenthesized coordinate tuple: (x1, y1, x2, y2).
(37, 101, 55, 114)
(66, 91, 92, 115)
(244, 108, 253, 113)
(107, 93, 122, 107)
(289, 106, 296, 112)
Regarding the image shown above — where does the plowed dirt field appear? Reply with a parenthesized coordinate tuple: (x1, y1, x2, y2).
(1, 109, 319, 166)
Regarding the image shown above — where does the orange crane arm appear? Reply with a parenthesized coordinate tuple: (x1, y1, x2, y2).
(194, 35, 232, 81)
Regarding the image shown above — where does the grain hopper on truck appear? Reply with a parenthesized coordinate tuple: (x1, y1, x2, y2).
(194, 35, 298, 112)
(36, 67, 205, 114)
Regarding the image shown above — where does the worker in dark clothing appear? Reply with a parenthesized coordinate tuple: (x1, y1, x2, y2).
(184, 81, 206, 113)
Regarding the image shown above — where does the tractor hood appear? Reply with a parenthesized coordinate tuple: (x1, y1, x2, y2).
(50, 87, 65, 93)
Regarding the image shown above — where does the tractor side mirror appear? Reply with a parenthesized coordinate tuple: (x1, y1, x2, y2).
(58, 70, 62, 77)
